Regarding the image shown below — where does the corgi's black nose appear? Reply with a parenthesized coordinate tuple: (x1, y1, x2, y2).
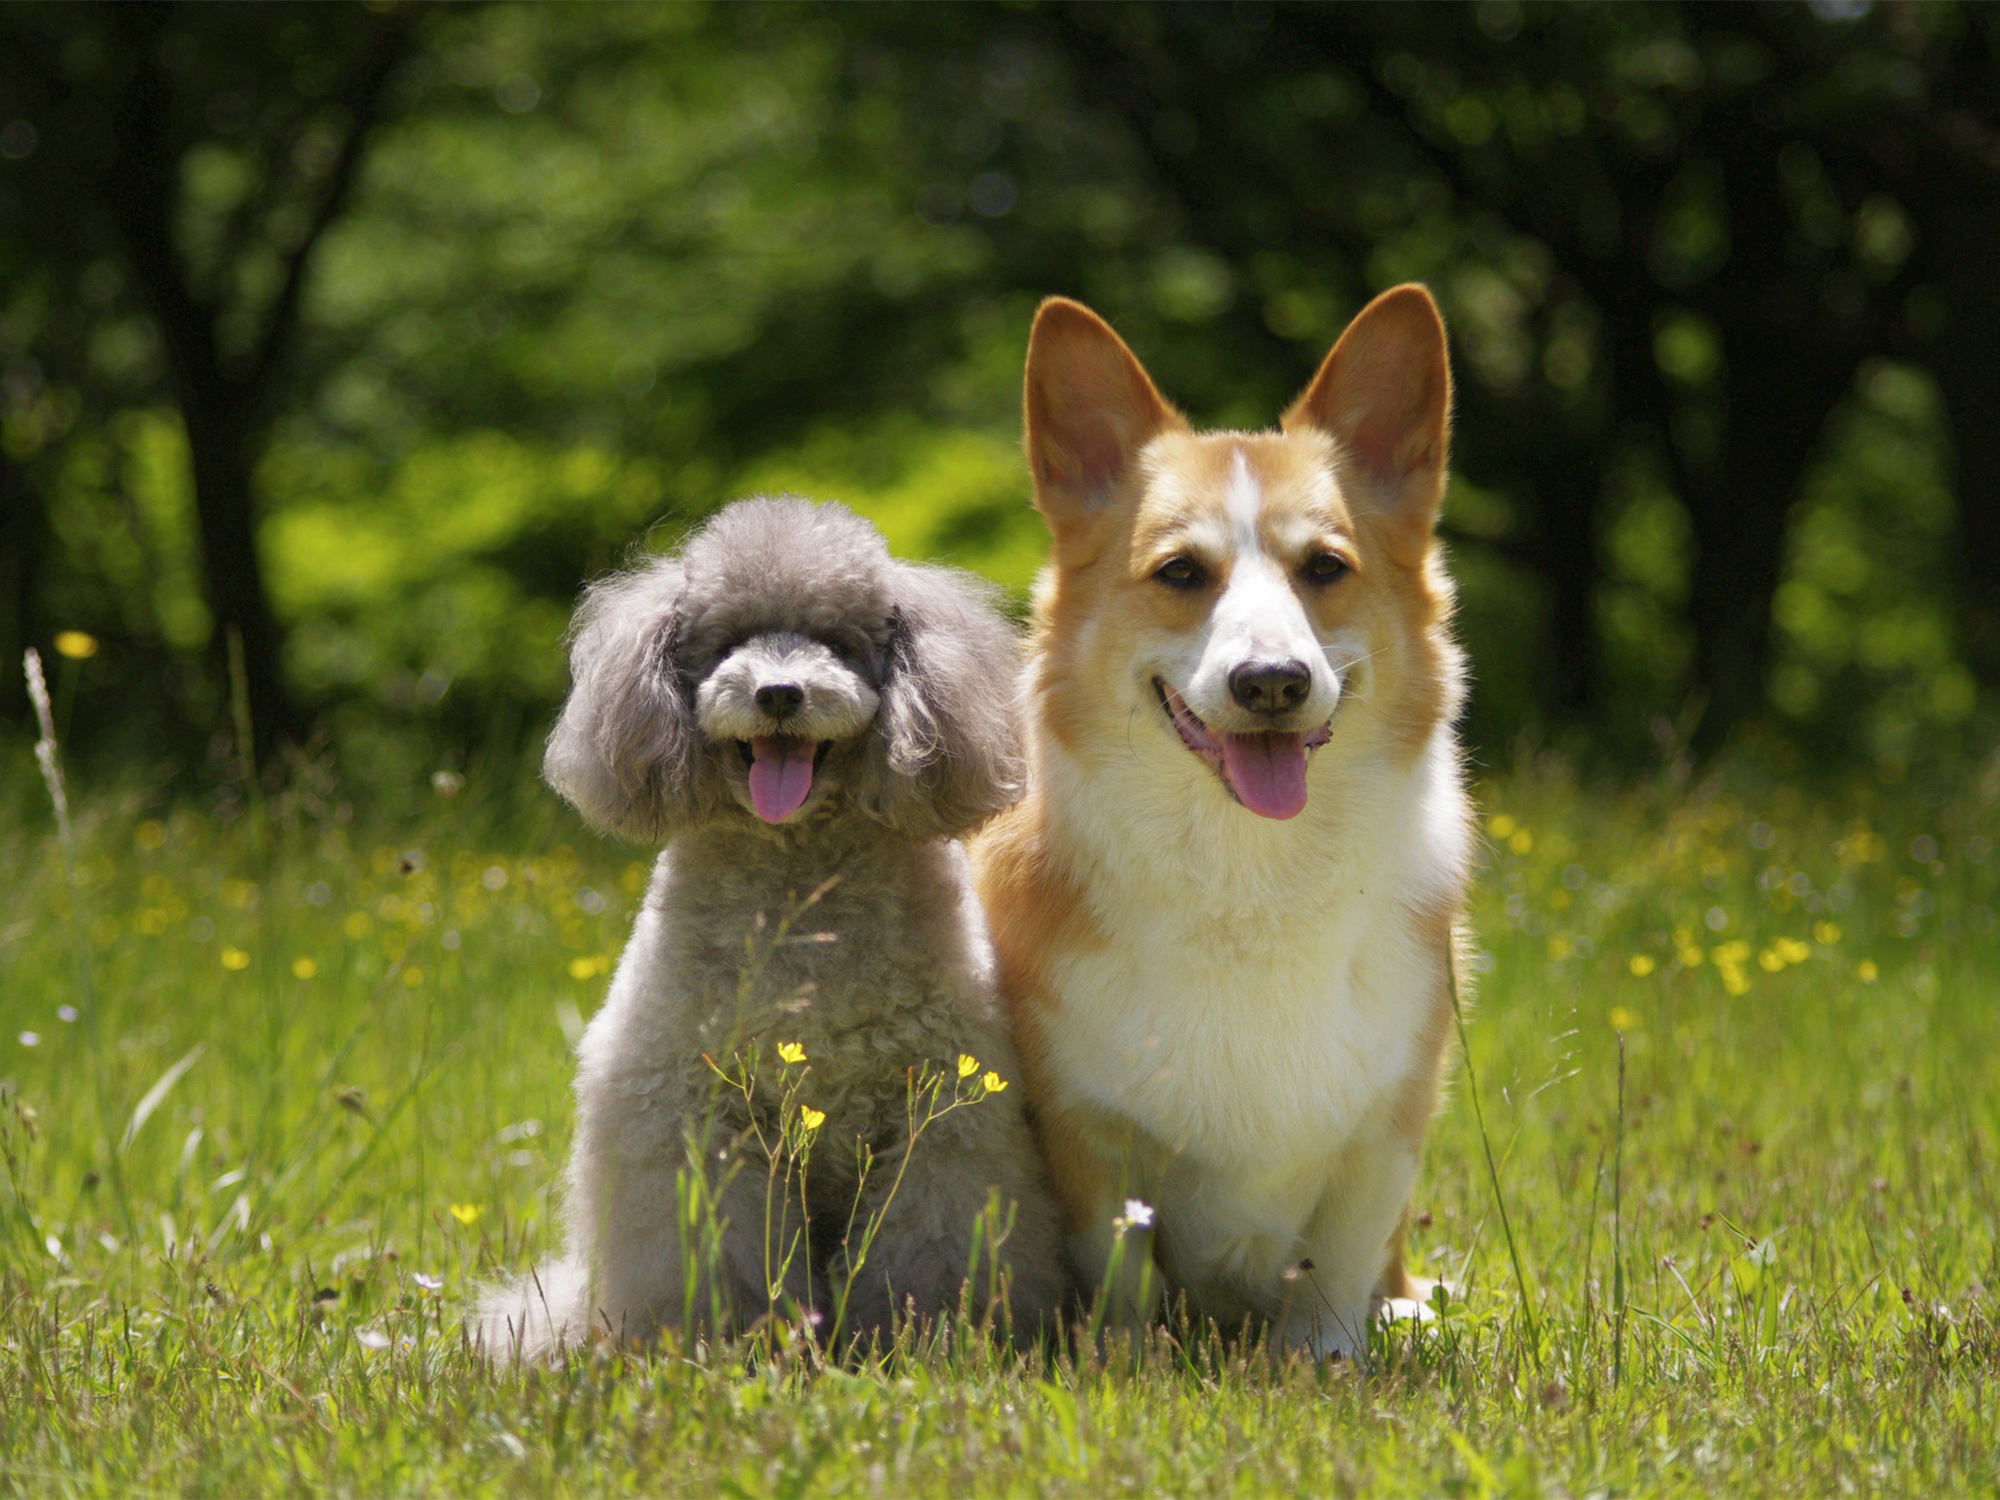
(1229, 660, 1311, 715)
(755, 683, 805, 718)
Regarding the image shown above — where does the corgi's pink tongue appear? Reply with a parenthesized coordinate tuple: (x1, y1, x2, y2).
(1219, 731, 1309, 820)
(747, 736, 816, 823)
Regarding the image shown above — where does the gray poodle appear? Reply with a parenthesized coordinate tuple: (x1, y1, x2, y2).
(477, 497, 1064, 1359)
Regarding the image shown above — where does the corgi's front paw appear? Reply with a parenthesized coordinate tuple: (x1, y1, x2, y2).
(1372, 1274, 1460, 1325)
(1374, 1294, 1436, 1326)
(1283, 1305, 1369, 1362)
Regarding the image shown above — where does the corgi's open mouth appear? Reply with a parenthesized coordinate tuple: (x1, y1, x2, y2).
(737, 737, 833, 823)
(1154, 679, 1331, 821)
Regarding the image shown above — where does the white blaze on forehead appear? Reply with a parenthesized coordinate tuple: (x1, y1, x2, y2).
(1208, 446, 1317, 667)
(1226, 447, 1263, 551)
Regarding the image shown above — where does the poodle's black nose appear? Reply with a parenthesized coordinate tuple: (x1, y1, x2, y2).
(1228, 659, 1311, 715)
(755, 683, 805, 719)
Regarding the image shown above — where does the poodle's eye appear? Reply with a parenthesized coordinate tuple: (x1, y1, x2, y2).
(1154, 556, 1206, 590)
(1303, 553, 1351, 586)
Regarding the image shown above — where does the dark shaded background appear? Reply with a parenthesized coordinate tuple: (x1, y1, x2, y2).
(4, 0, 1997, 786)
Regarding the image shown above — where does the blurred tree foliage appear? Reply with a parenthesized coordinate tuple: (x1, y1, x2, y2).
(2, 1, 1996, 779)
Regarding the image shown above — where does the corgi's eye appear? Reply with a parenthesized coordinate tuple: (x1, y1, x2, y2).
(1154, 556, 1206, 590)
(1303, 553, 1350, 586)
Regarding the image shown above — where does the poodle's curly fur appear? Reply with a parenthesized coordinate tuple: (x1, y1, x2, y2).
(477, 498, 1065, 1359)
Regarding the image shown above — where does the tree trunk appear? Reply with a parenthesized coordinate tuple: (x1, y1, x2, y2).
(1678, 420, 1805, 757)
(0, 452, 48, 728)
(1519, 441, 1605, 723)
(179, 397, 300, 749)
(1928, 161, 2000, 684)
(97, 6, 412, 753)
(1677, 92, 1867, 757)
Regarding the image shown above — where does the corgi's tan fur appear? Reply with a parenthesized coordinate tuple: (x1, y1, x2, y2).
(973, 285, 1473, 1358)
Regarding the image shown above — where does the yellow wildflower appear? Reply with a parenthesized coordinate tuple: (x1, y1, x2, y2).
(957, 1053, 979, 1079)
(1777, 937, 1812, 965)
(1628, 954, 1656, 977)
(1608, 1007, 1641, 1032)
(777, 1042, 807, 1066)
(1509, 829, 1534, 855)
(449, 1203, 482, 1225)
(1813, 922, 1842, 945)
(292, 957, 317, 980)
(799, 1106, 826, 1132)
(1857, 960, 1879, 983)
(568, 955, 599, 981)
(982, 1072, 1008, 1093)
(53, 631, 99, 660)
(1759, 950, 1785, 973)
(1679, 946, 1705, 968)
(221, 947, 250, 971)
(1488, 814, 1516, 839)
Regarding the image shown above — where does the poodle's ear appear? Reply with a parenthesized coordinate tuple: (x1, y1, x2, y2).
(543, 559, 715, 841)
(854, 563, 1027, 840)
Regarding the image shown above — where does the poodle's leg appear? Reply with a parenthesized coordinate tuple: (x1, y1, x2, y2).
(829, 1129, 1066, 1351)
(554, 1108, 823, 1349)
(555, 1104, 713, 1348)
(471, 1155, 829, 1360)
(705, 1158, 823, 1331)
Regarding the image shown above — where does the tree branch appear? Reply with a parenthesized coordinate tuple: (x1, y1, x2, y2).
(104, 9, 226, 412)
(244, 9, 419, 402)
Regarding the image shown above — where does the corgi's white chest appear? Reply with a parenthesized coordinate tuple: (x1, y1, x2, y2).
(1040, 728, 1466, 1172)
(1046, 870, 1435, 1168)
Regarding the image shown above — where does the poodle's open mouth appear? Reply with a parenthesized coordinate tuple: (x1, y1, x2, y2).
(737, 736, 833, 823)
(1154, 678, 1331, 821)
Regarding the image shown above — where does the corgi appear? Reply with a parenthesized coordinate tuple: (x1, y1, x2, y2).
(972, 285, 1473, 1359)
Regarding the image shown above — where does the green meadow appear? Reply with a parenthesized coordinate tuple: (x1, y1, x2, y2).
(2, 749, 1993, 1496)
(9, 4, 2000, 1493)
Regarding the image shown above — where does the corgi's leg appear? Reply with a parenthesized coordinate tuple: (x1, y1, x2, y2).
(1069, 1191, 1166, 1330)
(1036, 1107, 1164, 1329)
(1371, 1208, 1454, 1325)
(1278, 1140, 1422, 1362)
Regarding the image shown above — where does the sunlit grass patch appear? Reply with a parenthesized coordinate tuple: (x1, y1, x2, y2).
(0, 750, 1995, 1495)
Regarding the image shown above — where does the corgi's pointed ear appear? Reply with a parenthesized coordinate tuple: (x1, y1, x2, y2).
(1284, 284, 1452, 541)
(1024, 298, 1182, 538)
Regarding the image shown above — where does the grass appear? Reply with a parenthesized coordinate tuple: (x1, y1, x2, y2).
(1, 744, 1996, 1496)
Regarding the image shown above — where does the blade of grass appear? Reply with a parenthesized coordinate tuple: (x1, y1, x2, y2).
(1613, 1027, 1627, 1389)
(120, 1044, 207, 1153)
(1446, 950, 1541, 1375)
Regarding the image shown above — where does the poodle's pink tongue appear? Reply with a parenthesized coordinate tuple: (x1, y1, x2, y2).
(748, 736, 816, 823)
(1219, 731, 1309, 819)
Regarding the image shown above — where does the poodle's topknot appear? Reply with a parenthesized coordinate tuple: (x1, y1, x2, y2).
(677, 497, 897, 646)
